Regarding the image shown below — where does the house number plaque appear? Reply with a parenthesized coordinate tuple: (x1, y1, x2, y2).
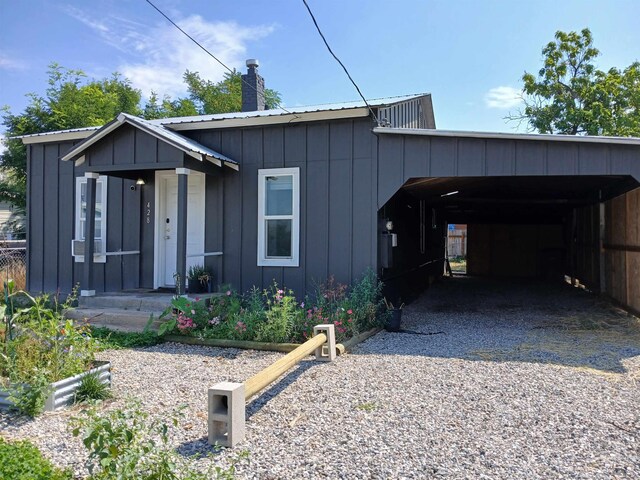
(146, 202, 151, 224)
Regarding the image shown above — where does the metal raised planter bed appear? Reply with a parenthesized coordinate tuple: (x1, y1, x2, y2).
(0, 360, 111, 412)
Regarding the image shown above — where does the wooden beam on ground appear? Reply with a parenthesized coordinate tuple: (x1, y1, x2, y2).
(244, 333, 327, 400)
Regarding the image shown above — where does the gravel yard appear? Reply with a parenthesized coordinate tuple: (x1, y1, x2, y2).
(1, 277, 639, 479)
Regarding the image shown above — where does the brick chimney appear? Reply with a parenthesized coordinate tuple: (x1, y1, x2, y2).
(241, 59, 265, 112)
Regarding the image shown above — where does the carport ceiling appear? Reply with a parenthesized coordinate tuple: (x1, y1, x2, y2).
(402, 175, 638, 224)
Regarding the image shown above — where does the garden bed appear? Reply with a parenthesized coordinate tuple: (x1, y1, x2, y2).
(157, 272, 387, 347)
(163, 327, 381, 354)
(0, 361, 111, 412)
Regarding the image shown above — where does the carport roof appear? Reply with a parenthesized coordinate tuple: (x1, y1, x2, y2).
(373, 127, 640, 146)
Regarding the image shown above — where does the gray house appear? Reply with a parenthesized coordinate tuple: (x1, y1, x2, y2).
(21, 62, 640, 314)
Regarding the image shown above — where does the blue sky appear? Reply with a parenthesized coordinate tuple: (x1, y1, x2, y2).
(1, 0, 639, 136)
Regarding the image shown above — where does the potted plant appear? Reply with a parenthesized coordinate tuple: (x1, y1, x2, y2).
(187, 265, 212, 294)
(384, 298, 404, 332)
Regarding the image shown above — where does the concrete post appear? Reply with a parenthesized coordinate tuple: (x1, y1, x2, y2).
(175, 168, 189, 295)
(81, 172, 99, 297)
(208, 382, 245, 447)
(313, 324, 336, 362)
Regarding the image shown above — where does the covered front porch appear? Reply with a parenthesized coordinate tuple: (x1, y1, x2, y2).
(61, 113, 239, 297)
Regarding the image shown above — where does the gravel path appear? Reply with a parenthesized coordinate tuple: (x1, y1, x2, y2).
(1, 278, 639, 479)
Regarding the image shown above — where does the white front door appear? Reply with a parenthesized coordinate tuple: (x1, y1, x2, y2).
(155, 171, 205, 288)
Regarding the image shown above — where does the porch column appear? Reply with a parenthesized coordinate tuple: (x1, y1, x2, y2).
(176, 168, 189, 295)
(81, 172, 99, 297)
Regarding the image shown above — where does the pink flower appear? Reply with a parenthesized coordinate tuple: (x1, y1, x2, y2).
(226, 290, 232, 296)
(300, 302, 305, 308)
(277, 289, 284, 295)
(235, 321, 247, 332)
(195, 297, 200, 301)
(347, 309, 353, 315)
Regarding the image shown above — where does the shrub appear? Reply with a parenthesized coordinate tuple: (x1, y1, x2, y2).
(0, 437, 72, 480)
(71, 399, 248, 479)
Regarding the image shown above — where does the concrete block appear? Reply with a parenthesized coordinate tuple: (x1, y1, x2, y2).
(208, 382, 245, 447)
(314, 324, 336, 362)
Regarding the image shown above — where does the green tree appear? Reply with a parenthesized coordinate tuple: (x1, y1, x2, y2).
(142, 92, 198, 120)
(1, 64, 142, 236)
(183, 70, 282, 114)
(514, 28, 640, 136)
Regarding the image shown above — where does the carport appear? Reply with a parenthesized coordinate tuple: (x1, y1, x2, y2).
(374, 127, 640, 314)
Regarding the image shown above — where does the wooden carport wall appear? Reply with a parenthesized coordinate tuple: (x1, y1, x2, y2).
(373, 127, 640, 314)
(575, 188, 640, 314)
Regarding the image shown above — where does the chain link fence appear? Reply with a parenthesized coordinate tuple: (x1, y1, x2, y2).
(0, 241, 26, 291)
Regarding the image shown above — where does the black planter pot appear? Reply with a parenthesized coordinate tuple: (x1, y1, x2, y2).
(385, 308, 402, 332)
(188, 281, 207, 294)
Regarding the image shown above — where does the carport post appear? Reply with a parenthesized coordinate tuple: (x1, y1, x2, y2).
(176, 168, 189, 295)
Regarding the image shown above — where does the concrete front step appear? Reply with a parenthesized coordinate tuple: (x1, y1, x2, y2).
(66, 307, 165, 332)
(78, 294, 175, 312)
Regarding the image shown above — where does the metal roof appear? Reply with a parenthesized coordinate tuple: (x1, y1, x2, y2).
(148, 93, 428, 126)
(61, 113, 238, 169)
(19, 94, 430, 143)
(373, 127, 640, 146)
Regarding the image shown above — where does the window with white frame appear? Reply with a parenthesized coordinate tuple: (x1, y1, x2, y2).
(74, 176, 107, 263)
(257, 167, 299, 267)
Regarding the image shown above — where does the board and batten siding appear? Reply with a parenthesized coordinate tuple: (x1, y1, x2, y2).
(376, 134, 640, 207)
(26, 137, 155, 294)
(186, 117, 379, 296)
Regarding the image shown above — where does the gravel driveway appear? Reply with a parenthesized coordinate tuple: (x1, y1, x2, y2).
(1, 278, 639, 479)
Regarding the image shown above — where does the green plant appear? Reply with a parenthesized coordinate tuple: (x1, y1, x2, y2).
(0, 437, 72, 480)
(8, 370, 51, 417)
(255, 284, 299, 343)
(187, 264, 212, 286)
(71, 399, 247, 479)
(355, 401, 378, 412)
(75, 372, 111, 403)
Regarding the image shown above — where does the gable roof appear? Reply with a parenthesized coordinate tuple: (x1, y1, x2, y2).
(61, 113, 239, 170)
(19, 94, 432, 144)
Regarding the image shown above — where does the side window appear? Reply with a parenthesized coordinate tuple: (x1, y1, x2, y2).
(257, 168, 300, 267)
(74, 176, 107, 263)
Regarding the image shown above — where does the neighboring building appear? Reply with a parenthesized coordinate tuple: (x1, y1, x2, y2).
(20, 61, 640, 313)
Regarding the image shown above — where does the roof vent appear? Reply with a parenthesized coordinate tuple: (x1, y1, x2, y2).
(246, 59, 259, 69)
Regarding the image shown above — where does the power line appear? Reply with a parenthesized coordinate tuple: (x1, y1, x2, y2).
(144, 0, 297, 117)
(301, 0, 380, 126)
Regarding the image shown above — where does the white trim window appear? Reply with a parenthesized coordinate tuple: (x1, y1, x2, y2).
(257, 167, 300, 267)
(74, 176, 108, 263)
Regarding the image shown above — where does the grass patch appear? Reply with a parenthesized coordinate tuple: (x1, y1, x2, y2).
(91, 327, 162, 350)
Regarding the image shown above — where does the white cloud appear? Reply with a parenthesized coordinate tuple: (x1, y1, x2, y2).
(484, 86, 522, 109)
(64, 6, 275, 98)
(0, 52, 27, 70)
